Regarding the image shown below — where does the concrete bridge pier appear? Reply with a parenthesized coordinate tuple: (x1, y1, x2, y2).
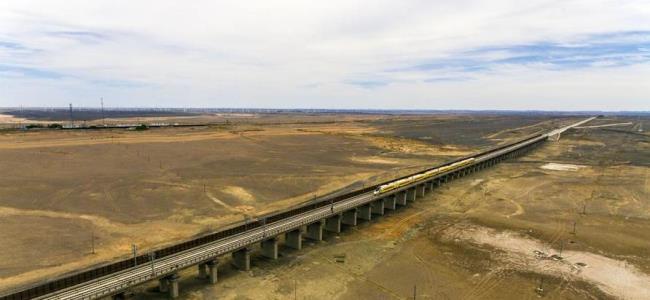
(207, 259, 218, 284)
(407, 188, 416, 202)
(325, 214, 341, 233)
(232, 247, 251, 271)
(384, 195, 396, 210)
(396, 192, 407, 206)
(159, 277, 169, 293)
(416, 184, 425, 197)
(169, 274, 180, 298)
(548, 133, 561, 141)
(197, 263, 207, 279)
(342, 209, 358, 226)
(285, 229, 302, 250)
(428, 180, 435, 191)
(306, 221, 323, 241)
(164, 273, 180, 298)
(358, 204, 372, 221)
(261, 237, 279, 259)
(371, 200, 384, 215)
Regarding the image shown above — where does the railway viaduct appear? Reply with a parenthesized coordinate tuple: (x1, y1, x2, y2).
(0, 118, 594, 300)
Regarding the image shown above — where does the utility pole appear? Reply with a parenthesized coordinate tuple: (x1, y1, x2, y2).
(149, 252, 155, 275)
(571, 221, 577, 235)
(132, 244, 138, 266)
(536, 277, 544, 294)
(100, 97, 105, 126)
(91, 231, 95, 254)
(262, 217, 267, 238)
(413, 285, 417, 300)
(69, 103, 74, 127)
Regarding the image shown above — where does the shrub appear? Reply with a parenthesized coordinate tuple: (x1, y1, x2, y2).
(134, 124, 149, 131)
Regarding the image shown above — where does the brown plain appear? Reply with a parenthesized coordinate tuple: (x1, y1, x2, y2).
(2, 113, 646, 300)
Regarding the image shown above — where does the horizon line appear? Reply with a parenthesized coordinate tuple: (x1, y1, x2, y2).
(1, 106, 649, 114)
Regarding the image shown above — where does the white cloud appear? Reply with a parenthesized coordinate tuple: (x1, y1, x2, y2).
(0, 0, 649, 110)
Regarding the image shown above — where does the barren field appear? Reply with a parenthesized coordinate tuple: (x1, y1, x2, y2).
(0, 113, 570, 293)
(100, 116, 649, 300)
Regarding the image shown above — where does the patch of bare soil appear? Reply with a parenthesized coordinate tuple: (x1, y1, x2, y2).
(540, 163, 586, 171)
(349, 156, 401, 164)
(0, 114, 38, 124)
(221, 186, 256, 203)
(443, 224, 650, 299)
(359, 134, 473, 156)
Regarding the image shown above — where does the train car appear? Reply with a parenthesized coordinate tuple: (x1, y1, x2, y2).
(373, 158, 475, 195)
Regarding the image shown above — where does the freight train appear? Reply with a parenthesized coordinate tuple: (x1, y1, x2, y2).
(373, 158, 476, 195)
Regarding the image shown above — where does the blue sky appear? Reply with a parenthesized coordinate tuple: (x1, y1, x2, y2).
(1, 0, 649, 110)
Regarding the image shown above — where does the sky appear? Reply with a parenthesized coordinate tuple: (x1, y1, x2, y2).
(1, 1, 649, 111)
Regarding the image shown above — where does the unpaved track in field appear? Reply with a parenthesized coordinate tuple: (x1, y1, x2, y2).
(0, 206, 121, 229)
